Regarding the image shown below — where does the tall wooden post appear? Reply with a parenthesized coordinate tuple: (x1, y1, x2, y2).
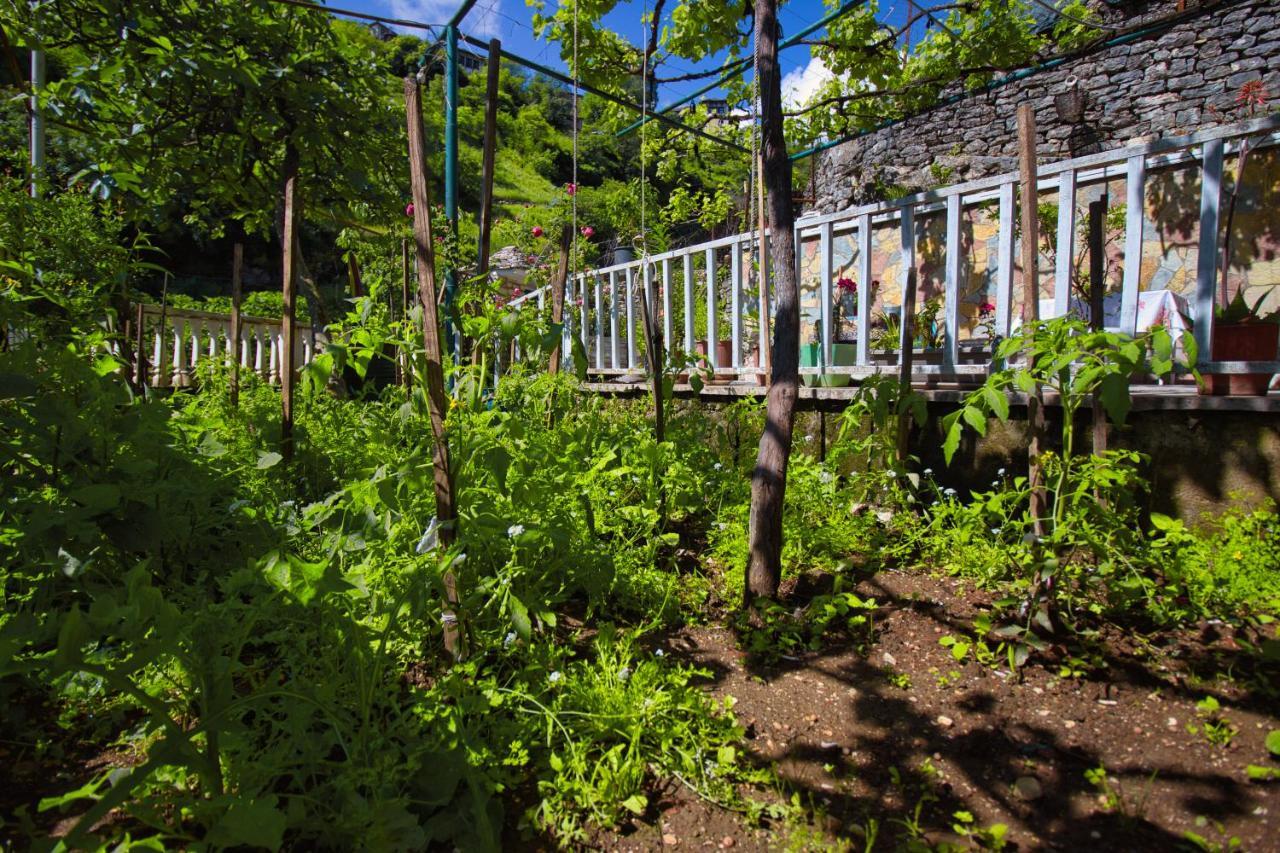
(406, 76, 462, 660)
(1018, 103, 1047, 533)
(477, 39, 501, 278)
(547, 224, 573, 375)
(281, 146, 299, 463)
(230, 243, 243, 408)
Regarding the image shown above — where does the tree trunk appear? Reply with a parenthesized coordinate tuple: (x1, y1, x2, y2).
(745, 0, 799, 604)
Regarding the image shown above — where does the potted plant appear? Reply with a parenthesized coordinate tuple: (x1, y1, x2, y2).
(1200, 288, 1279, 396)
(1200, 78, 1278, 396)
(690, 288, 734, 384)
(800, 276, 862, 387)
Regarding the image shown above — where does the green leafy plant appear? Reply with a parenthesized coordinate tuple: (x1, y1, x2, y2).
(1187, 696, 1238, 748)
(1245, 730, 1280, 781)
(1084, 764, 1157, 822)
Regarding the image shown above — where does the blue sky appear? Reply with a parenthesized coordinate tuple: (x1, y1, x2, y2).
(338, 0, 925, 109)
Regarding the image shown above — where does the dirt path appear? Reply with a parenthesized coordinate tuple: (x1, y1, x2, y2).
(603, 571, 1280, 851)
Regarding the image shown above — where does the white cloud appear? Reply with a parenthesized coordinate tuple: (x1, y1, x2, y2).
(388, 0, 502, 38)
(781, 56, 834, 110)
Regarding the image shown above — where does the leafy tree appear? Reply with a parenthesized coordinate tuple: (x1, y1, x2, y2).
(10, 0, 403, 240)
(533, 0, 1053, 600)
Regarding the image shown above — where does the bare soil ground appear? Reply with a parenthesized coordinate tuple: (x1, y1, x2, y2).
(599, 570, 1280, 851)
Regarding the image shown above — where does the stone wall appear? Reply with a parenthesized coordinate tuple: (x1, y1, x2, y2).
(787, 403, 1280, 525)
(812, 0, 1280, 212)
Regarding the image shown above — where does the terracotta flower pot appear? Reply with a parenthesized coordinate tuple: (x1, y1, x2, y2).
(1200, 322, 1279, 397)
(745, 349, 766, 386)
(696, 339, 736, 384)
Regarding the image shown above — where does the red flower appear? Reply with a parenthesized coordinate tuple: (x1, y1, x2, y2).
(531, 226, 544, 238)
(580, 225, 595, 239)
(405, 202, 414, 217)
(979, 301, 996, 316)
(566, 182, 577, 196)
(836, 277, 856, 294)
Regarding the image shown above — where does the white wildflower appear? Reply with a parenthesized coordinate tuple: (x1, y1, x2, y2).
(416, 517, 440, 554)
(923, 468, 933, 476)
(548, 670, 563, 684)
(991, 480, 1000, 488)
(990, 527, 1000, 535)
(820, 470, 834, 484)
(504, 632, 517, 647)
(654, 648, 665, 658)
(803, 434, 813, 442)
(507, 523, 525, 538)
(997, 467, 1007, 477)
(451, 552, 467, 567)
(617, 667, 631, 682)
(713, 462, 723, 470)
(943, 487, 957, 497)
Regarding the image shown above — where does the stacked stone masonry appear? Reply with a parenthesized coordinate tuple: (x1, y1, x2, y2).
(813, 0, 1280, 212)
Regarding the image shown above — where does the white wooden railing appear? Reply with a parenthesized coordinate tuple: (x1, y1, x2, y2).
(509, 115, 1280, 384)
(130, 304, 320, 388)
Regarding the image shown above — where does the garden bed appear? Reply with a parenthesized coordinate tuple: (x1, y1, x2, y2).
(595, 571, 1280, 851)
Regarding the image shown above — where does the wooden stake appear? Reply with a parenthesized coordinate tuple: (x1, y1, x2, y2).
(896, 268, 918, 463)
(346, 251, 364, 298)
(401, 237, 412, 389)
(547, 224, 573, 375)
(639, 279, 666, 444)
(133, 301, 147, 390)
(230, 242, 243, 408)
(1018, 103, 1048, 533)
(405, 76, 463, 660)
(639, 283, 667, 519)
(477, 38, 501, 277)
(756, 149, 771, 383)
(281, 145, 299, 464)
(1087, 198, 1107, 455)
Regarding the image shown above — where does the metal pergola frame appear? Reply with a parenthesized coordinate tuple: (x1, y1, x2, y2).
(433, 0, 864, 339)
